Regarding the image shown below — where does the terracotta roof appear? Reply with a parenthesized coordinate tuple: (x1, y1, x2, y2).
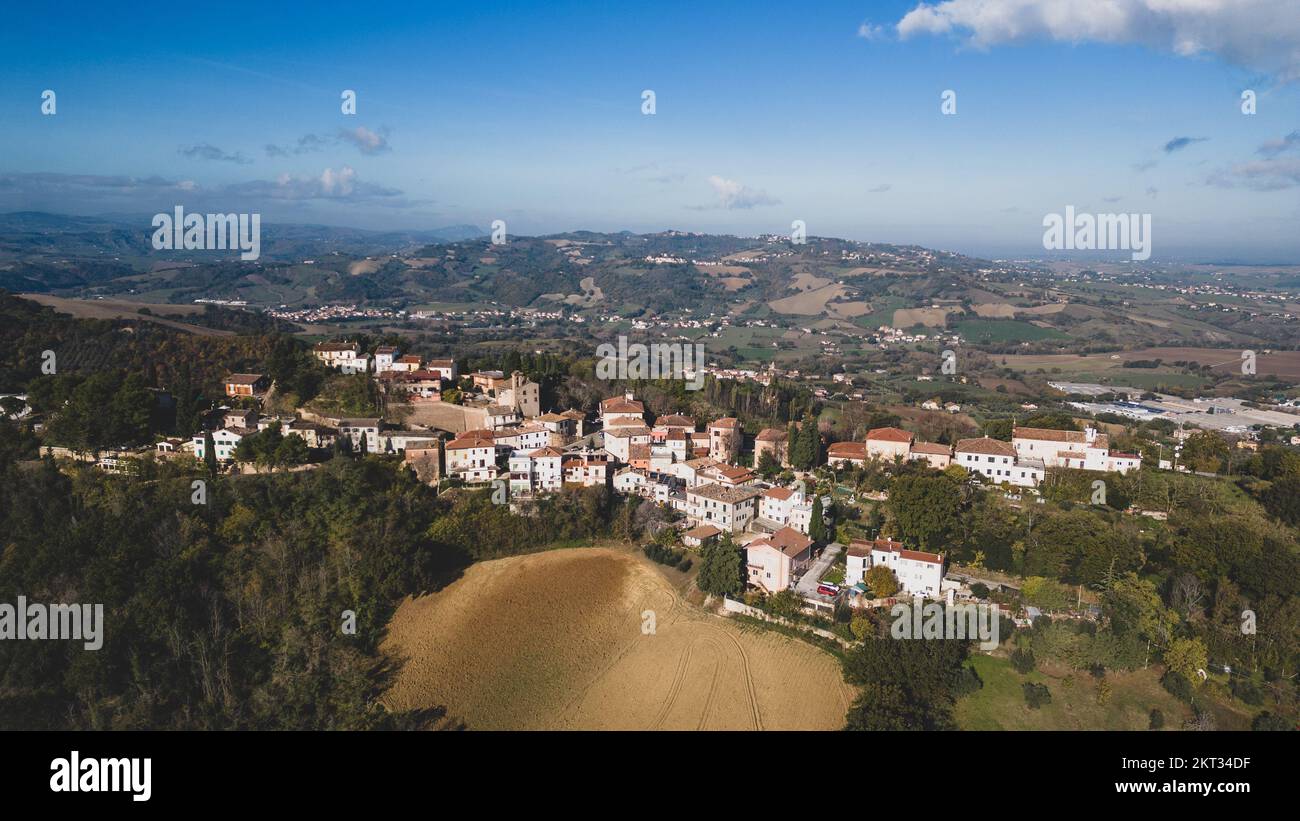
(447, 437, 495, 450)
(866, 426, 913, 443)
(750, 526, 813, 559)
(910, 441, 951, 455)
(710, 417, 740, 429)
(714, 465, 753, 481)
(605, 425, 651, 438)
(756, 428, 786, 442)
(763, 486, 794, 500)
(225, 373, 265, 385)
(655, 414, 696, 428)
(601, 396, 644, 413)
(872, 539, 944, 566)
(1013, 426, 1109, 449)
(827, 441, 867, 459)
(527, 446, 564, 457)
(955, 437, 1016, 457)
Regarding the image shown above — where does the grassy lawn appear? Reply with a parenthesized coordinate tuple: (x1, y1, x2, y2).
(956, 654, 1191, 730)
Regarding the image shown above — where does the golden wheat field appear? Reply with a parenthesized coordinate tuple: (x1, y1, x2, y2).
(381, 548, 854, 730)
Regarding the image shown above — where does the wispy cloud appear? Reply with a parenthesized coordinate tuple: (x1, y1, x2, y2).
(265, 127, 390, 157)
(1163, 136, 1208, 154)
(1257, 129, 1300, 157)
(179, 143, 252, 164)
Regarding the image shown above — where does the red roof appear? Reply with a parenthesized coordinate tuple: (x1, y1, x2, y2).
(866, 426, 913, 443)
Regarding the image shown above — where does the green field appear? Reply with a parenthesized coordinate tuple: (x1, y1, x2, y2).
(956, 654, 1258, 730)
(954, 319, 1069, 343)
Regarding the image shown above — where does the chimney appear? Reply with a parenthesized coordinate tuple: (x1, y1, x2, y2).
(625, 390, 634, 401)
(1085, 426, 1097, 443)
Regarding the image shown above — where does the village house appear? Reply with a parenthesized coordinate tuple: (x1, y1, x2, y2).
(561, 450, 612, 488)
(865, 539, 945, 598)
(224, 373, 269, 398)
(391, 354, 424, 373)
(866, 426, 914, 461)
(338, 418, 381, 453)
(908, 441, 952, 469)
(508, 446, 564, 494)
(425, 358, 458, 382)
(1012, 426, 1141, 473)
(600, 393, 646, 427)
(373, 346, 400, 373)
(287, 419, 337, 449)
(470, 370, 511, 392)
(753, 427, 788, 467)
(757, 485, 804, 527)
(954, 437, 1044, 487)
(445, 431, 502, 484)
(403, 441, 442, 484)
(827, 440, 867, 467)
(708, 417, 742, 463)
(495, 371, 541, 418)
(686, 483, 760, 533)
(745, 527, 814, 593)
(313, 341, 363, 368)
(682, 524, 722, 548)
(192, 428, 247, 462)
(603, 424, 652, 462)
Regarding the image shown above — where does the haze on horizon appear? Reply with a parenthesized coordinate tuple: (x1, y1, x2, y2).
(2, 0, 1299, 263)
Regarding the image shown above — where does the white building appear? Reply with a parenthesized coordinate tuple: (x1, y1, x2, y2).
(860, 538, 945, 598)
(192, 428, 246, 462)
(686, 483, 760, 533)
(1012, 426, 1141, 473)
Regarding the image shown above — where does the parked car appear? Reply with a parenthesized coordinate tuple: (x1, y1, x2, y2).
(817, 584, 839, 596)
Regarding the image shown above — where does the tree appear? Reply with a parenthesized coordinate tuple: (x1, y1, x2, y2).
(864, 565, 899, 598)
(1163, 637, 1208, 685)
(808, 496, 827, 543)
(767, 589, 802, 619)
(1011, 647, 1036, 674)
(203, 429, 218, 475)
(696, 536, 744, 598)
(886, 472, 965, 552)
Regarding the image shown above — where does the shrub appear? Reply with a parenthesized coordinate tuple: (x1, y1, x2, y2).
(1023, 682, 1052, 709)
(1161, 670, 1194, 703)
(1251, 712, 1290, 731)
(1010, 647, 1036, 674)
(1148, 709, 1165, 730)
(1230, 678, 1265, 707)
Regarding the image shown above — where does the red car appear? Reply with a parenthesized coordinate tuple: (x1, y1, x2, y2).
(817, 584, 840, 596)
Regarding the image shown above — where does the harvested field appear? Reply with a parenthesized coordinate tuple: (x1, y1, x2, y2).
(770, 283, 853, 315)
(892, 306, 950, 328)
(18, 294, 234, 336)
(1002, 347, 1300, 380)
(381, 548, 852, 730)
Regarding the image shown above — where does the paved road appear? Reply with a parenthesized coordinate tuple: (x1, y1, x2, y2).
(794, 542, 843, 599)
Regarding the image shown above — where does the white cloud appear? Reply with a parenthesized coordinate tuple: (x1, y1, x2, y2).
(894, 0, 1300, 81)
(338, 126, 391, 155)
(701, 175, 779, 209)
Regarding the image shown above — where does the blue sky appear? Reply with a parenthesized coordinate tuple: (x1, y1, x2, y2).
(2, 0, 1298, 260)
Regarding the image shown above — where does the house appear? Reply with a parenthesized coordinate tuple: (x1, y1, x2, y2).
(403, 441, 442, 483)
(682, 524, 722, 548)
(508, 446, 565, 494)
(686, 483, 761, 533)
(224, 373, 268, 397)
(788, 493, 829, 536)
(374, 346, 400, 373)
(708, 417, 742, 463)
(470, 370, 510, 391)
(222, 407, 258, 429)
(754, 427, 788, 468)
(844, 539, 875, 588)
(338, 418, 381, 453)
(758, 485, 803, 527)
(192, 428, 247, 462)
(492, 423, 552, 452)
(380, 430, 441, 454)
(908, 441, 952, 469)
(708, 464, 756, 487)
(654, 414, 696, 432)
(445, 432, 501, 483)
(391, 354, 423, 373)
(287, 419, 337, 449)
(869, 540, 945, 598)
(603, 425, 652, 462)
(496, 371, 541, 418)
(338, 354, 371, 375)
(745, 527, 814, 593)
(560, 409, 587, 438)
(865, 426, 914, 461)
(312, 342, 361, 367)
(425, 358, 458, 382)
(1012, 425, 1141, 473)
(561, 450, 612, 487)
(955, 437, 1025, 483)
(535, 412, 577, 443)
(827, 441, 867, 467)
(600, 393, 645, 427)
